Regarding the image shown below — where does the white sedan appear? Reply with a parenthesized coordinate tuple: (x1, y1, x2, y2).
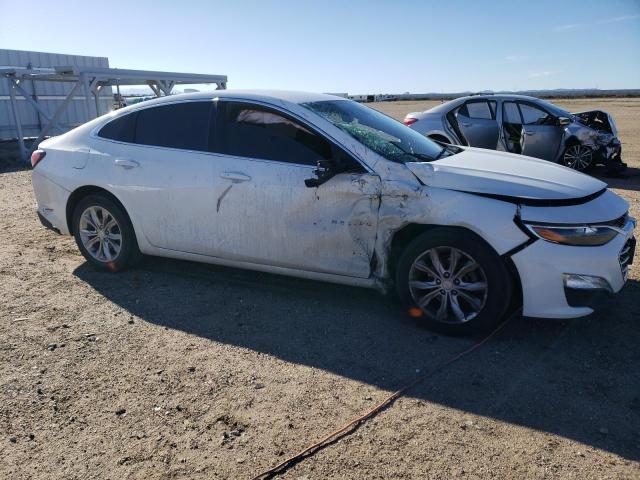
(31, 90, 636, 335)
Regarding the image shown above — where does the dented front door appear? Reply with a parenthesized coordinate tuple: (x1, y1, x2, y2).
(209, 157, 381, 278)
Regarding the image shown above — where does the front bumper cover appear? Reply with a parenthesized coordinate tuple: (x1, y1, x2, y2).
(510, 216, 635, 318)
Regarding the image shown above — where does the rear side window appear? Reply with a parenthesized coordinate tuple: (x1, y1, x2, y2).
(503, 102, 522, 124)
(98, 112, 137, 143)
(98, 101, 213, 151)
(221, 102, 332, 165)
(135, 102, 212, 151)
(461, 101, 494, 120)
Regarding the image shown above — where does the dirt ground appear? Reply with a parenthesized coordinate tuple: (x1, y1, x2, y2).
(1, 98, 639, 480)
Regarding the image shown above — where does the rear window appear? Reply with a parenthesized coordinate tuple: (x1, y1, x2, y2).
(98, 101, 213, 152)
(98, 112, 137, 143)
(135, 102, 212, 151)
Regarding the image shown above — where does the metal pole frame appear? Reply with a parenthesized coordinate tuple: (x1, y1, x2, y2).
(6, 77, 27, 162)
(28, 81, 84, 158)
(9, 78, 64, 135)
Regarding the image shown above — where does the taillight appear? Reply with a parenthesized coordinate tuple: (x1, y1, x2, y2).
(403, 117, 418, 127)
(31, 150, 46, 168)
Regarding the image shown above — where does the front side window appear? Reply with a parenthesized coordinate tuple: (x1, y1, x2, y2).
(98, 101, 213, 152)
(221, 102, 331, 165)
(302, 100, 448, 163)
(519, 103, 552, 125)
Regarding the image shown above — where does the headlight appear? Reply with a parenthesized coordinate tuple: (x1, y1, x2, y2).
(524, 224, 619, 246)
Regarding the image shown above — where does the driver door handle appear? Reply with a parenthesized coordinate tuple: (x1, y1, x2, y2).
(525, 131, 536, 136)
(114, 158, 140, 169)
(220, 172, 251, 183)
(460, 122, 472, 127)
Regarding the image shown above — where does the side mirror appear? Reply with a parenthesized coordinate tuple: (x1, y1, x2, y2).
(558, 116, 571, 126)
(304, 159, 337, 188)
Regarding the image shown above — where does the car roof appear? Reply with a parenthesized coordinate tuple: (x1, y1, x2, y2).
(425, 94, 548, 113)
(125, 89, 343, 108)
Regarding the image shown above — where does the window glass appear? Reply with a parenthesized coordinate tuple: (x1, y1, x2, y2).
(303, 100, 447, 163)
(503, 102, 522, 124)
(519, 103, 551, 125)
(222, 102, 332, 165)
(488, 101, 497, 118)
(464, 101, 493, 120)
(98, 112, 137, 142)
(134, 102, 212, 151)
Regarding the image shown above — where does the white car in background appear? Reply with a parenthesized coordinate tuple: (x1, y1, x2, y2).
(31, 91, 636, 335)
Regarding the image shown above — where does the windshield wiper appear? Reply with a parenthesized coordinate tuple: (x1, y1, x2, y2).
(434, 146, 449, 160)
(410, 152, 437, 162)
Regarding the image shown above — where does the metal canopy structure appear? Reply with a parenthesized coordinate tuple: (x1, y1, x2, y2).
(1, 66, 227, 163)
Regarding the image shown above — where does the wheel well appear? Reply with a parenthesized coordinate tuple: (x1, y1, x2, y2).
(428, 134, 452, 144)
(387, 223, 523, 306)
(66, 186, 129, 234)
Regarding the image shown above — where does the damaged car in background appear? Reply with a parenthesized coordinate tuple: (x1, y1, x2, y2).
(31, 91, 636, 335)
(403, 94, 626, 173)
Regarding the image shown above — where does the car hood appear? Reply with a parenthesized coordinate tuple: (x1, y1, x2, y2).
(572, 110, 618, 136)
(405, 147, 606, 202)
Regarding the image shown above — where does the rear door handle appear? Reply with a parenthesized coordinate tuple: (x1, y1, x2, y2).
(461, 122, 472, 127)
(114, 158, 140, 169)
(220, 172, 251, 183)
(525, 131, 536, 136)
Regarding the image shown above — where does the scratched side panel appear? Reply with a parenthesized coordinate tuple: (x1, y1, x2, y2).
(210, 156, 381, 278)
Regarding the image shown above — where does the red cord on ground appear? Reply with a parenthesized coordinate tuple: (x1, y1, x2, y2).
(250, 315, 515, 480)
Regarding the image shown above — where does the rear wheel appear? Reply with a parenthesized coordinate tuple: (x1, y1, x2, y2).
(562, 143, 592, 171)
(72, 194, 140, 271)
(395, 229, 512, 335)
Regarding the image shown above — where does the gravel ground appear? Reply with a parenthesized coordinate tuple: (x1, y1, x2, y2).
(1, 98, 639, 479)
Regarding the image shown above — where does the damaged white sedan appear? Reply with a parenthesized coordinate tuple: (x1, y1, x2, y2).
(31, 91, 636, 334)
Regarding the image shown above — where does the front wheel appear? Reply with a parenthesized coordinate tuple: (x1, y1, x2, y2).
(395, 229, 512, 335)
(562, 144, 592, 171)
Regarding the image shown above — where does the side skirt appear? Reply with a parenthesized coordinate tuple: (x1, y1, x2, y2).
(143, 246, 381, 290)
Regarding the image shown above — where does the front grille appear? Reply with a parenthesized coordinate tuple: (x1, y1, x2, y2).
(619, 237, 636, 281)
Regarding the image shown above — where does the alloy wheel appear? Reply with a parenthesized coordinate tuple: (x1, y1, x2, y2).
(408, 246, 488, 324)
(79, 206, 123, 262)
(563, 145, 592, 171)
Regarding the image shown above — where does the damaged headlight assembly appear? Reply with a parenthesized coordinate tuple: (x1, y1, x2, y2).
(523, 223, 620, 246)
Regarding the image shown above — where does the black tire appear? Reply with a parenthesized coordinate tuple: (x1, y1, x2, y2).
(72, 193, 140, 272)
(395, 228, 512, 335)
(561, 143, 593, 171)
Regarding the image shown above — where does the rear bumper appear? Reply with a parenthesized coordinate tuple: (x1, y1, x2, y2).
(37, 211, 61, 234)
(32, 170, 71, 235)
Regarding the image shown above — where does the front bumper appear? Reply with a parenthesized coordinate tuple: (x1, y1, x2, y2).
(511, 216, 635, 318)
(593, 138, 623, 166)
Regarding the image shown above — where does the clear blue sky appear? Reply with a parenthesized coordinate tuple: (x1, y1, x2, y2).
(1, 0, 639, 93)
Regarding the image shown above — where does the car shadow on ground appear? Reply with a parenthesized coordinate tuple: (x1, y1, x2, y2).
(593, 165, 640, 192)
(73, 256, 640, 461)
